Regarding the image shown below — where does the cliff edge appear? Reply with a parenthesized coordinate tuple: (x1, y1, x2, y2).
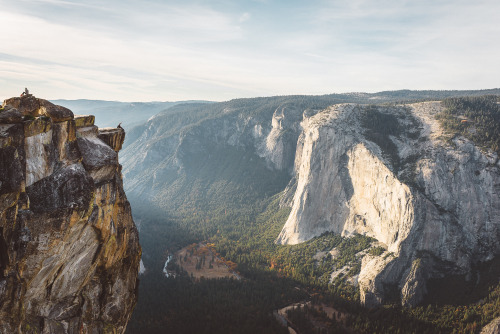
(277, 102, 500, 307)
(0, 94, 141, 333)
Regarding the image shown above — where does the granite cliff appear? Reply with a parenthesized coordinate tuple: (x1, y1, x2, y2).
(0, 95, 141, 333)
(277, 102, 500, 307)
(121, 99, 310, 211)
(121, 93, 499, 312)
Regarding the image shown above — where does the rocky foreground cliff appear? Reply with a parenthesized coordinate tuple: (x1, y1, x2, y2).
(0, 95, 140, 333)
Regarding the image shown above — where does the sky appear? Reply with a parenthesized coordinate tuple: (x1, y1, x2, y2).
(1, 0, 499, 102)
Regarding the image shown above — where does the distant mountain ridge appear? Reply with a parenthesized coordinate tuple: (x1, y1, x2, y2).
(52, 89, 500, 130)
(51, 99, 212, 130)
(121, 89, 500, 212)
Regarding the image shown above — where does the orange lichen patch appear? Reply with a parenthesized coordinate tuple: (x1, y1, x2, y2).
(89, 182, 136, 269)
(74, 115, 95, 128)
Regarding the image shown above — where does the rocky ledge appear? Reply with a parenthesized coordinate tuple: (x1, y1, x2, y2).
(0, 95, 141, 333)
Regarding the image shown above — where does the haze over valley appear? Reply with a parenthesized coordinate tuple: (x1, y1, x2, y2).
(98, 90, 500, 333)
(1, 0, 500, 333)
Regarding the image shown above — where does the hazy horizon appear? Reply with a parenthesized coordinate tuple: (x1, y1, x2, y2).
(5, 88, 499, 104)
(1, 0, 499, 102)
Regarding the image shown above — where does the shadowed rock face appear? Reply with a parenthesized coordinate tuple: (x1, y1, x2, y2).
(0, 95, 141, 333)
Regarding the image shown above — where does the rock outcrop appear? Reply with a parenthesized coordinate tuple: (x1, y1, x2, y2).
(0, 95, 141, 333)
(98, 127, 126, 152)
(482, 317, 500, 334)
(276, 102, 500, 307)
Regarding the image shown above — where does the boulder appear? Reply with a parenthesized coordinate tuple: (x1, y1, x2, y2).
(0, 108, 23, 124)
(77, 137, 118, 184)
(39, 100, 74, 122)
(3, 96, 41, 116)
(98, 127, 125, 152)
(3, 96, 74, 122)
(74, 115, 95, 128)
(76, 125, 99, 138)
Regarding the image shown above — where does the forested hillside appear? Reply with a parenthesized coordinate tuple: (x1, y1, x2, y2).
(437, 95, 500, 154)
(124, 90, 500, 334)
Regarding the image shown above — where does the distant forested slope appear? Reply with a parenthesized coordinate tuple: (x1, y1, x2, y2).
(121, 89, 500, 213)
(437, 95, 500, 154)
(123, 89, 500, 334)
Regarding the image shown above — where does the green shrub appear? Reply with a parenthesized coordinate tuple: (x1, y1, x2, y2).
(23, 114, 35, 121)
(368, 246, 385, 256)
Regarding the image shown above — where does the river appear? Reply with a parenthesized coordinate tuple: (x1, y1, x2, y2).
(163, 255, 173, 277)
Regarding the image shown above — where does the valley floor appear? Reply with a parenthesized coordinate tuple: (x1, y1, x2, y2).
(170, 243, 241, 280)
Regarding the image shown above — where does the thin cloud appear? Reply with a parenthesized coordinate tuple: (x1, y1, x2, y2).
(1, 0, 499, 102)
(21, 0, 101, 8)
(239, 12, 251, 23)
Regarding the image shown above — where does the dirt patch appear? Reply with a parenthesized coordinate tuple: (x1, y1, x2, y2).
(172, 243, 240, 280)
(409, 101, 445, 143)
